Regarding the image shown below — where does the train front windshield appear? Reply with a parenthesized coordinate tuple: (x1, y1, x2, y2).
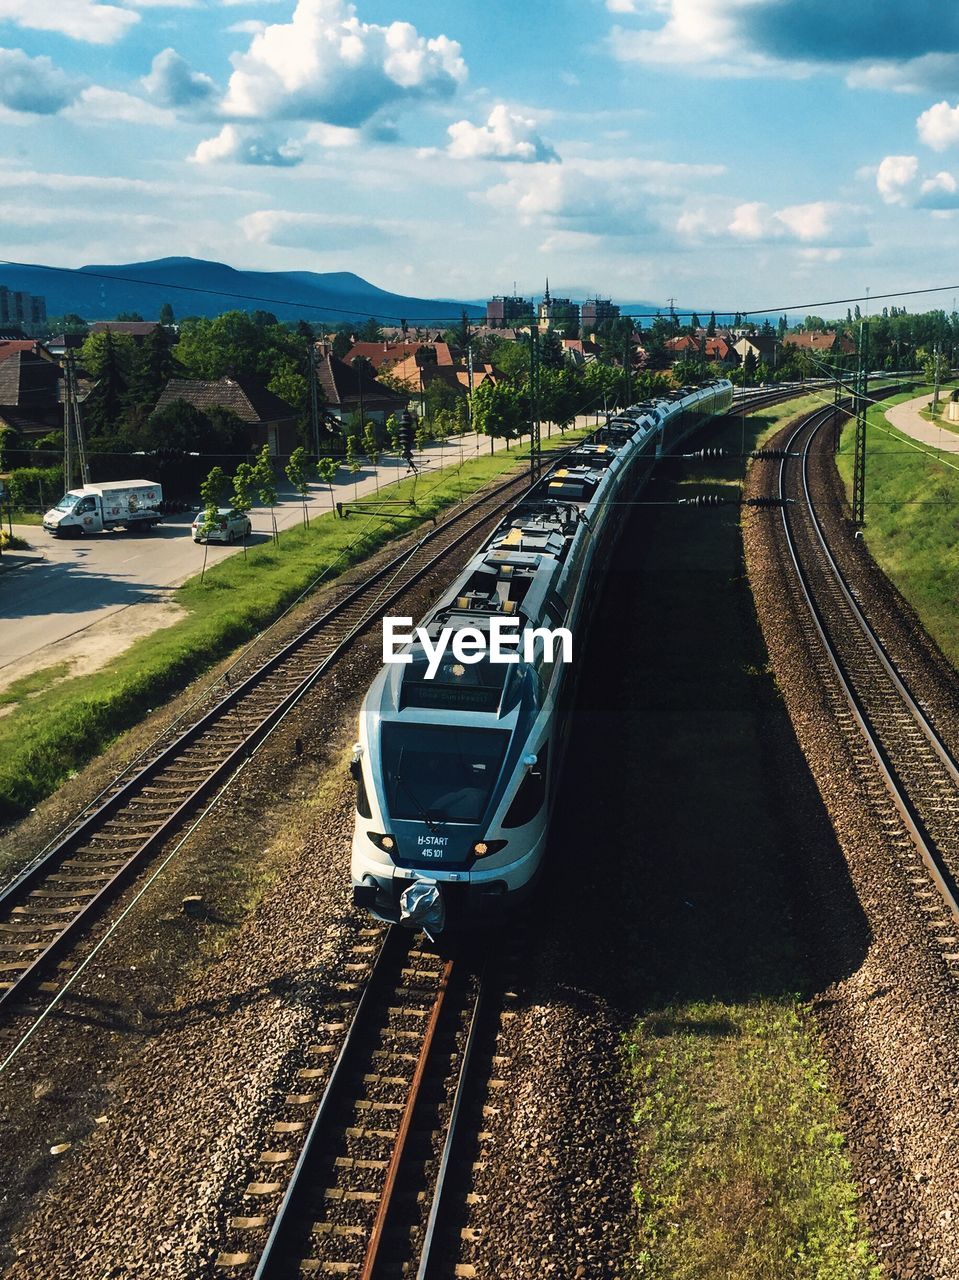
(381, 723, 509, 825)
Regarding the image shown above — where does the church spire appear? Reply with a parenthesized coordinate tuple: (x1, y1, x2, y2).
(544, 277, 551, 303)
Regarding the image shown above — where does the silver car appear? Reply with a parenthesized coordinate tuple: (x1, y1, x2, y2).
(191, 507, 252, 544)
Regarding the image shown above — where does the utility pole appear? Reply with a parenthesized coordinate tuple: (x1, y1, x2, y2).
(623, 334, 632, 407)
(308, 340, 320, 457)
(933, 338, 942, 417)
(63, 355, 73, 491)
(529, 329, 541, 483)
(851, 320, 870, 527)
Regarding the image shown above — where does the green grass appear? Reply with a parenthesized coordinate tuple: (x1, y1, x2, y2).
(0, 432, 588, 823)
(7, 511, 43, 526)
(835, 383, 959, 671)
(0, 663, 72, 708)
(629, 1003, 878, 1280)
(554, 390, 877, 1278)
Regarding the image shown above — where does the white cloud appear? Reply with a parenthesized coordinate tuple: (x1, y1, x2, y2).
(190, 123, 303, 166)
(63, 85, 177, 125)
(876, 154, 919, 204)
(240, 207, 390, 249)
(142, 48, 217, 108)
(220, 0, 466, 127)
(679, 197, 862, 246)
(0, 48, 83, 114)
(227, 19, 266, 34)
(0, 0, 139, 44)
(305, 121, 362, 147)
(606, 0, 640, 11)
(484, 156, 721, 238)
(846, 53, 959, 95)
(447, 105, 558, 163)
(917, 100, 959, 152)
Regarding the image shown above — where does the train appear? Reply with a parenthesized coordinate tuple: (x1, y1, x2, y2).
(350, 378, 735, 932)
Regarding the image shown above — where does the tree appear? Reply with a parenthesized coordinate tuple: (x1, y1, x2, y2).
(316, 455, 341, 515)
(80, 330, 136, 439)
(159, 302, 175, 326)
(196, 465, 230, 583)
(363, 420, 382, 493)
(358, 316, 383, 342)
(115, 311, 144, 322)
(345, 434, 362, 500)
(232, 460, 257, 559)
(472, 379, 526, 452)
(253, 445, 279, 543)
(285, 446, 314, 526)
(125, 326, 177, 412)
(706, 312, 717, 338)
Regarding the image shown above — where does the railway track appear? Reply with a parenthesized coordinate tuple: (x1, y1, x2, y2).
(0, 389, 801, 1031)
(213, 926, 500, 1278)
(775, 404, 959, 939)
(0, 462, 555, 1024)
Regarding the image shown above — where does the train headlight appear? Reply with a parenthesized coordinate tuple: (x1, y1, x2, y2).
(367, 832, 396, 853)
(472, 839, 507, 858)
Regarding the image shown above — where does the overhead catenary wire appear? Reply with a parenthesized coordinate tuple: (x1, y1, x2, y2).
(5, 256, 959, 326)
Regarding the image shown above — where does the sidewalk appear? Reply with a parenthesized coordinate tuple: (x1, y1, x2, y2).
(884, 392, 959, 456)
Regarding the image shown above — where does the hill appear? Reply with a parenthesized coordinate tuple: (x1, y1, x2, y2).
(0, 257, 484, 326)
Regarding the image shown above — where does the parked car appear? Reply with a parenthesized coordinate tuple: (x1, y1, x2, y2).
(191, 507, 252, 544)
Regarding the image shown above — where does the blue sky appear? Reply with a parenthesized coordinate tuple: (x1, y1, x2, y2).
(2, 0, 959, 316)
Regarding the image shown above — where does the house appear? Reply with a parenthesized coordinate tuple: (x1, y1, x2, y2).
(0, 347, 64, 441)
(313, 347, 407, 426)
(783, 330, 856, 356)
(90, 321, 162, 345)
(344, 340, 431, 371)
(704, 337, 736, 366)
(732, 333, 778, 366)
(153, 376, 299, 458)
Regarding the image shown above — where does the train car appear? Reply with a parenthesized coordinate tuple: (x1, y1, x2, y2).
(350, 378, 733, 931)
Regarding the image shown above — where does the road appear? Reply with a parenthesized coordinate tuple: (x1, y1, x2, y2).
(0, 427, 583, 692)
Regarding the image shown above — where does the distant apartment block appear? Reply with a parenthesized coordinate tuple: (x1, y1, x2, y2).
(0, 285, 47, 333)
(581, 298, 620, 332)
(486, 295, 534, 327)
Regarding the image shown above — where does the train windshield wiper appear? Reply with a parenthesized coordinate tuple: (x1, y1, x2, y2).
(395, 772, 443, 833)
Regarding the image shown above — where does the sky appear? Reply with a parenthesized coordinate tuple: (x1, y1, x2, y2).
(3, 0, 959, 317)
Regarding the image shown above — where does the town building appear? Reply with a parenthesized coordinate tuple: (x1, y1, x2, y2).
(580, 298, 620, 333)
(154, 376, 300, 458)
(537, 282, 579, 334)
(486, 295, 534, 328)
(0, 286, 47, 335)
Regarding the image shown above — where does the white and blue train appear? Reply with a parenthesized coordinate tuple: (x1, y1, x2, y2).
(351, 378, 734, 931)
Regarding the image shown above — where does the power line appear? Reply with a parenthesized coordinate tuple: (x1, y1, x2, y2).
(4, 256, 959, 327)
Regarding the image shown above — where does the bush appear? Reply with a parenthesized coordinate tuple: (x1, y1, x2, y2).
(8, 465, 64, 513)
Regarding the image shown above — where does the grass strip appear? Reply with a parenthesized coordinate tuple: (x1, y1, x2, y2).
(629, 1003, 878, 1280)
(0, 433, 587, 823)
(580, 393, 878, 1278)
(835, 382, 959, 672)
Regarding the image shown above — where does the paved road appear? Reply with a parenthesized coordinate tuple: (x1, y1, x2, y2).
(0, 426, 586, 689)
(884, 390, 959, 456)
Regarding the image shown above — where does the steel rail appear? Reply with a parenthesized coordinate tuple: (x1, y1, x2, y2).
(0, 463, 550, 1014)
(776, 406, 959, 929)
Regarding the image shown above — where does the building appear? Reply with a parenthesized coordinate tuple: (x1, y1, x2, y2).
(0, 286, 47, 335)
(154, 376, 300, 458)
(732, 334, 779, 366)
(783, 330, 857, 356)
(486, 295, 534, 328)
(537, 281, 579, 334)
(313, 347, 407, 427)
(90, 321, 162, 345)
(0, 345, 64, 441)
(580, 298, 620, 333)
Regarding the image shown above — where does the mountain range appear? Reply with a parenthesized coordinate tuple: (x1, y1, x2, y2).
(0, 257, 486, 327)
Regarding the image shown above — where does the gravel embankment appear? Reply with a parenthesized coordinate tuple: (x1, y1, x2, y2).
(744, 427, 959, 1278)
